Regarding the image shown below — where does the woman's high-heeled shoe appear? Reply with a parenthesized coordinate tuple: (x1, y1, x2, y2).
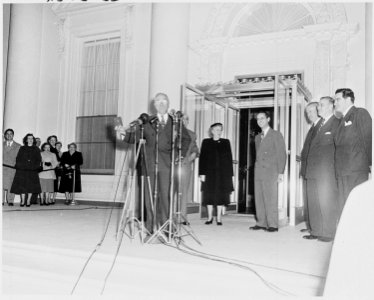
(205, 219, 213, 225)
(217, 221, 223, 226)
(20, 203, 25, 207)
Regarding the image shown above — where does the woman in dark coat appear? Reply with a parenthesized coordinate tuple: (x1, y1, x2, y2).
(199, 123, 234, 225)
(58, 142, 83, 204)
(11, 133, 42, 207)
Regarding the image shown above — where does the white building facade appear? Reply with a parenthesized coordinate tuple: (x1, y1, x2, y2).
(3, 3, 372, 206)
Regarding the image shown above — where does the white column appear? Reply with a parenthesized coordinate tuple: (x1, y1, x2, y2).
(3, 4, 11, 108)
(149, 3, 190, 111)
(4, 4, 43, 139)
(365, 3, 372, 112)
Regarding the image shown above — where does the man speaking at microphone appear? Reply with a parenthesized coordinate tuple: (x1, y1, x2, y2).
(117, 92, 191, 235)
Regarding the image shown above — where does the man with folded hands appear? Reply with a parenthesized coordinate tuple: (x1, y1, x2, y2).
(303, 96, 340, 242)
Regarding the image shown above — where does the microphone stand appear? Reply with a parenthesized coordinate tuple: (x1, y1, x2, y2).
(117, 125, 154, 243)
(69, 168, 77, 205)
(147, 113, 200, 245)
(153, 120, 159, 233)
(146, 115, 177, 244)
(173, 115, 201, 245)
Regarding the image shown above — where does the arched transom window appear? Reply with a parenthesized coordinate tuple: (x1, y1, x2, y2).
(234, 3, 315, 37)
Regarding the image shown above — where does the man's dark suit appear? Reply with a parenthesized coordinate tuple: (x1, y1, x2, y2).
(305, 116, 340, 239)
(180, 129, 199, 218)
(124, 115, 191, 232)
(300, 118, 321, 231)
(334, 106, 372, 215)
(254, 128, 286, 228)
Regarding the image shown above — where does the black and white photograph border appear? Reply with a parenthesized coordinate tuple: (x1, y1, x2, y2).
(2, 0, 373, 299)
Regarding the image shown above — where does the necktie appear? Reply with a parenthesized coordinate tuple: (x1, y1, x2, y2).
(7, 142, 10, 147)
(260, 132, 265, 142)
(318, 118, 325, 132)
(310, 122, 318, 140)
(160, 115, 166, 128)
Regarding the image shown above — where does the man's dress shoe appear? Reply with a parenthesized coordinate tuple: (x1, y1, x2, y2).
(249, 225, 266, 231)
(318, 237, 333, 242)
(300, 228, 309, 233)
(266, 227, 278, 232)
(303, 234, 318, 240)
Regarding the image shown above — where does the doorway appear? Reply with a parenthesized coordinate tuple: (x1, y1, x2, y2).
(183, 73, 312, 226)
(238, 107, 274, 214)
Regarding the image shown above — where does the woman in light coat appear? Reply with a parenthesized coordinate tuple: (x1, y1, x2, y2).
(39, 143, 58, 205)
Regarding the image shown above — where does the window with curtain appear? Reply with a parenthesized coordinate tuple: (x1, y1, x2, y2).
(76, 37, 120, 174)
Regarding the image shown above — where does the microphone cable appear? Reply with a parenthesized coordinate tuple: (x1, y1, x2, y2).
(163, 239, 297, 297)
(180, 240, 324, 280)
(70, 147, 131, 294)
(100, 222, 127, 295)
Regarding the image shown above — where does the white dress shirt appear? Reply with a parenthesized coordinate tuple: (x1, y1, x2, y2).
(158, 113, 168, 124)
(262, 126, 270, 137)
(342, 105, 354, 117)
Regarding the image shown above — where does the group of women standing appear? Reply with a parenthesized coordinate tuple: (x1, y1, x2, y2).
(10, 133, 83, 206)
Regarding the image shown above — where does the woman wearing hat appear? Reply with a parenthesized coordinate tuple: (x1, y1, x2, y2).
(199, 123, 234, 225)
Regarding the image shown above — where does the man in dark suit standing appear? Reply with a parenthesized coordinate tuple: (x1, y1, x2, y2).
(3, 129, 21, 206)
(299, 102, 322, 233)
(250, 111, 286, 232)
(180, 114, 199, 224)
(119, 93, 191, 234)
(303, 97, 340, 242)
(334, 88, 372, 217)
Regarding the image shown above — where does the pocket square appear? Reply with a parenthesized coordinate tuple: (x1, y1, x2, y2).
(344, 121, 352, 126)
(325, 132, 331, 135)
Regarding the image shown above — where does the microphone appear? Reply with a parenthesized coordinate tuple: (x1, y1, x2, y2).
(129, 113, 149, 127)
(149, 115, 159, 124)
(169, 109, 176, 118)
(169, 109, 183, 119)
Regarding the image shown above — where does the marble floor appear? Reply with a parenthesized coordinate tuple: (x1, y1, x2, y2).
(2, 203, 334, 299)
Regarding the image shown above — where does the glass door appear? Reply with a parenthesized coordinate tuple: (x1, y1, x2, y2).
(274, 77, 290, 226)
(290, 80, 310, 225)
(181, 84, 239, 216)
(274, 77, 310, 226)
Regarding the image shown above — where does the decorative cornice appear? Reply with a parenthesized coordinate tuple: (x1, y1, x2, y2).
(192, 22, 359, 54)
(123, 4, 134, 48)
(55, 16, 68, 56)
(201, 3, 349, 40)
(50, 2, 132, 18)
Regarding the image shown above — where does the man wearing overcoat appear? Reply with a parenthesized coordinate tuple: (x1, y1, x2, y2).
(299, 102, 322, 233)
(304, 97, 340, 242)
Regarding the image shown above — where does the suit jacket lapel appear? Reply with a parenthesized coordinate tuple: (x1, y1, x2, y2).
(4, 142, 13, 152)
(344, 106, 356, 122)
(259, 128, 273, 151)
(310, 118, 325, 147)
(335, 106, 355, 143)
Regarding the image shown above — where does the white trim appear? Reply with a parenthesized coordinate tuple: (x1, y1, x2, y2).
(56, 7, 134, 201)
(192, 22, 359, 53)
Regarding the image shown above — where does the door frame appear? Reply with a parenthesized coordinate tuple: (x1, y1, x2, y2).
(182, 77, 311, 225)
(181, 84, 240, 216)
